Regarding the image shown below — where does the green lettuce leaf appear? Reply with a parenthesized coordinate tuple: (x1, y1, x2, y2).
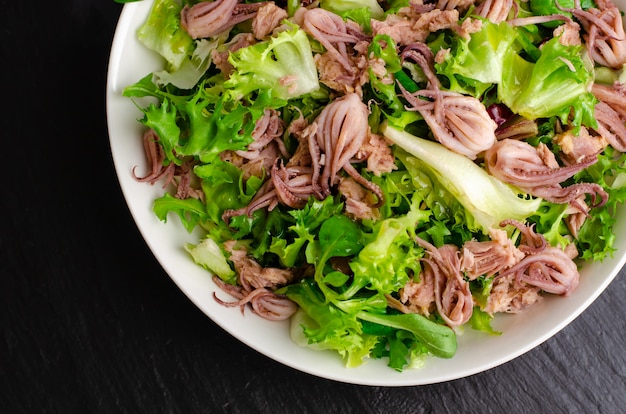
(225, 24, 320, 101)
(499, 35, 597, 128)
(382, 124, 542, 234)
(137, 0, 193, 71)
(574, 147, 626, 261)
(435, 21, 519, 97)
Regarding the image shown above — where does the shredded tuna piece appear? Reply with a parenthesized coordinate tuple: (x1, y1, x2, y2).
(252, 2, 288, 40)
(211, 240, 298, 321)
(396, 276, 437, 317)
(285, 135, 313, 169)
(210, 33, 256, 77)
(483, 273, 542, 314)
(338, 177, 381, 221)
(353, 132, 397, 177)
(554, 126, 608, 165)
(554, 19, 583, 46)
(371, 14, 420, 46)
(372, 8, 465, 45)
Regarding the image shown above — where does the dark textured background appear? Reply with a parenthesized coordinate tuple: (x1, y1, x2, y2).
(2, 1, 626, 412)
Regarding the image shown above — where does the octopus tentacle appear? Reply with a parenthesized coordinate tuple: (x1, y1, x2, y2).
(211, 241, 298, 321)
(221, 179, 278, 223)
(531, 183, 608, 210)
(592, 82, 626, 151)
(496, 247, 580, 295)
(271, 160, 315, 209)
(181, 0, 265, 39)
(238, 108, 287, 158)
(133, 129, 203, 200)
(213, 278, 297, 321)
(499, 219, 547, 255)
(401, 43, 441, 89)
(594, 101, 626, 151)
(475, 0, 514, 23)
(302, 8, 365, 72)
(132, 129, 176, 187)
(564, 0, 626, 68)
(249, 291, 299, 321)
(414, 238, 474, 328)
(485, 139, 598, 188)
(342, 163, 384, 207)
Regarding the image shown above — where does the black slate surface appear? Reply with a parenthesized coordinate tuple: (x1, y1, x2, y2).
(2, 1, 626, 413)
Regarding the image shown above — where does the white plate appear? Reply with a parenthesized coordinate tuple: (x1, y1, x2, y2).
(106, 0, 626, 386)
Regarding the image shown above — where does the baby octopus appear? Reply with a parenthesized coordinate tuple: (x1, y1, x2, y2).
(222, 92, 386, 222)
(484, 138, 608, 213)
(398, 42, 498, 160)
(304, 92, 384, 206)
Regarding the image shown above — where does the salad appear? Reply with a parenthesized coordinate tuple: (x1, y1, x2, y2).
(119, 0, 626, 371)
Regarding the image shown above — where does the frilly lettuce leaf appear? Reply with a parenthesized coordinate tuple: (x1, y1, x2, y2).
(225, 24, 320, 100)
(574, 147, 626, 261)
(436, 20, 597, 129)
(435, 21, 520, 97)
(320, 0, 384, 19)
(499, 35, 597, 128)
(281, 280, 380, 368)
(137, 0, 192, 71)
(348, 193, 429, 296)
(185, 236, 236, 283)
(153, 36, 226, 90)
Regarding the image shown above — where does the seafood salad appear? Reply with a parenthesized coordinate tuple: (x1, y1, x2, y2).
(120, 0, 626, 371)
